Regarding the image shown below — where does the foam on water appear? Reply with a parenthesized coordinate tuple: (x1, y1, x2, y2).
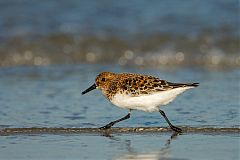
(0, 0, 239, 68)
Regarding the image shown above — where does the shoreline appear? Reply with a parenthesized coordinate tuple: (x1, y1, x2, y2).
(1, 127, 239, 136)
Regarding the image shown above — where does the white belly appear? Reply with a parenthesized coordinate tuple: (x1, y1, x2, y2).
(111, 87, 193, 112)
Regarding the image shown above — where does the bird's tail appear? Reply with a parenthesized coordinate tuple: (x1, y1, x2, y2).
(187, 83, 199, 87)
(168, 82, 199, 88)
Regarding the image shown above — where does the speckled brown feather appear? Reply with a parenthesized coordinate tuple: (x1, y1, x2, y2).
(95, 72, 199, 100)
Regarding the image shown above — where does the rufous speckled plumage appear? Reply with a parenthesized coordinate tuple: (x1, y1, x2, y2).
(82, 72, 199, 132)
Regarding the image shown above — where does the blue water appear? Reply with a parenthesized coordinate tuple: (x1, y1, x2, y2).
(0, 133, 239, 160)
(0, 64, 239, 128)
(0, 0, 238, 37)
(0, 64, 239, 159)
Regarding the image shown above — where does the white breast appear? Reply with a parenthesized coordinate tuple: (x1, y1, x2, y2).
(111, 87, 194, 112)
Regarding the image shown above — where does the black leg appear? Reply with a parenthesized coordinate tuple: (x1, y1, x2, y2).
(99, 110, 131, 129)
(159, 109, 182, 133)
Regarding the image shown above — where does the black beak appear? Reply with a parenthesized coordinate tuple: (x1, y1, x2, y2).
(82, 84, 96, 95)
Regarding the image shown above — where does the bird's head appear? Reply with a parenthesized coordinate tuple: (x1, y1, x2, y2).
(82, 72, 116, 95)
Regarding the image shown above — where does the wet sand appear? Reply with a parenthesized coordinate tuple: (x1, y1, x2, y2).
(0, 127, 239, 136)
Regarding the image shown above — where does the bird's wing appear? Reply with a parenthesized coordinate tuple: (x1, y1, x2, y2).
(119, 75, 174, 97)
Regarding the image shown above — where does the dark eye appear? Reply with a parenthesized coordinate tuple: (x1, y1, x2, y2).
(101, 78, 105, 81)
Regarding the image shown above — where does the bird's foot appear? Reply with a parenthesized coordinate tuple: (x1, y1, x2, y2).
(170, 125, 182, 133)
(99, 122, 114, 130)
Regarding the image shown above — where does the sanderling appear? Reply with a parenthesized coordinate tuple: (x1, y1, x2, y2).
(82, 72, 199, 132)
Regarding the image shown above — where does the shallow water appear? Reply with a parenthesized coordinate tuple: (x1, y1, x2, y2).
(0, 64, 239, 128)
(0, 64, 239, 159)
(0, 133, 239, 160)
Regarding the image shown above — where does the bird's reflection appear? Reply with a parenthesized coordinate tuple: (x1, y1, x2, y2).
(101, 132, 185, 160)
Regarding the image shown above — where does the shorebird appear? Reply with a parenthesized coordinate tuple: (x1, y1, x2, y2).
(82, 72, 198, 132)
